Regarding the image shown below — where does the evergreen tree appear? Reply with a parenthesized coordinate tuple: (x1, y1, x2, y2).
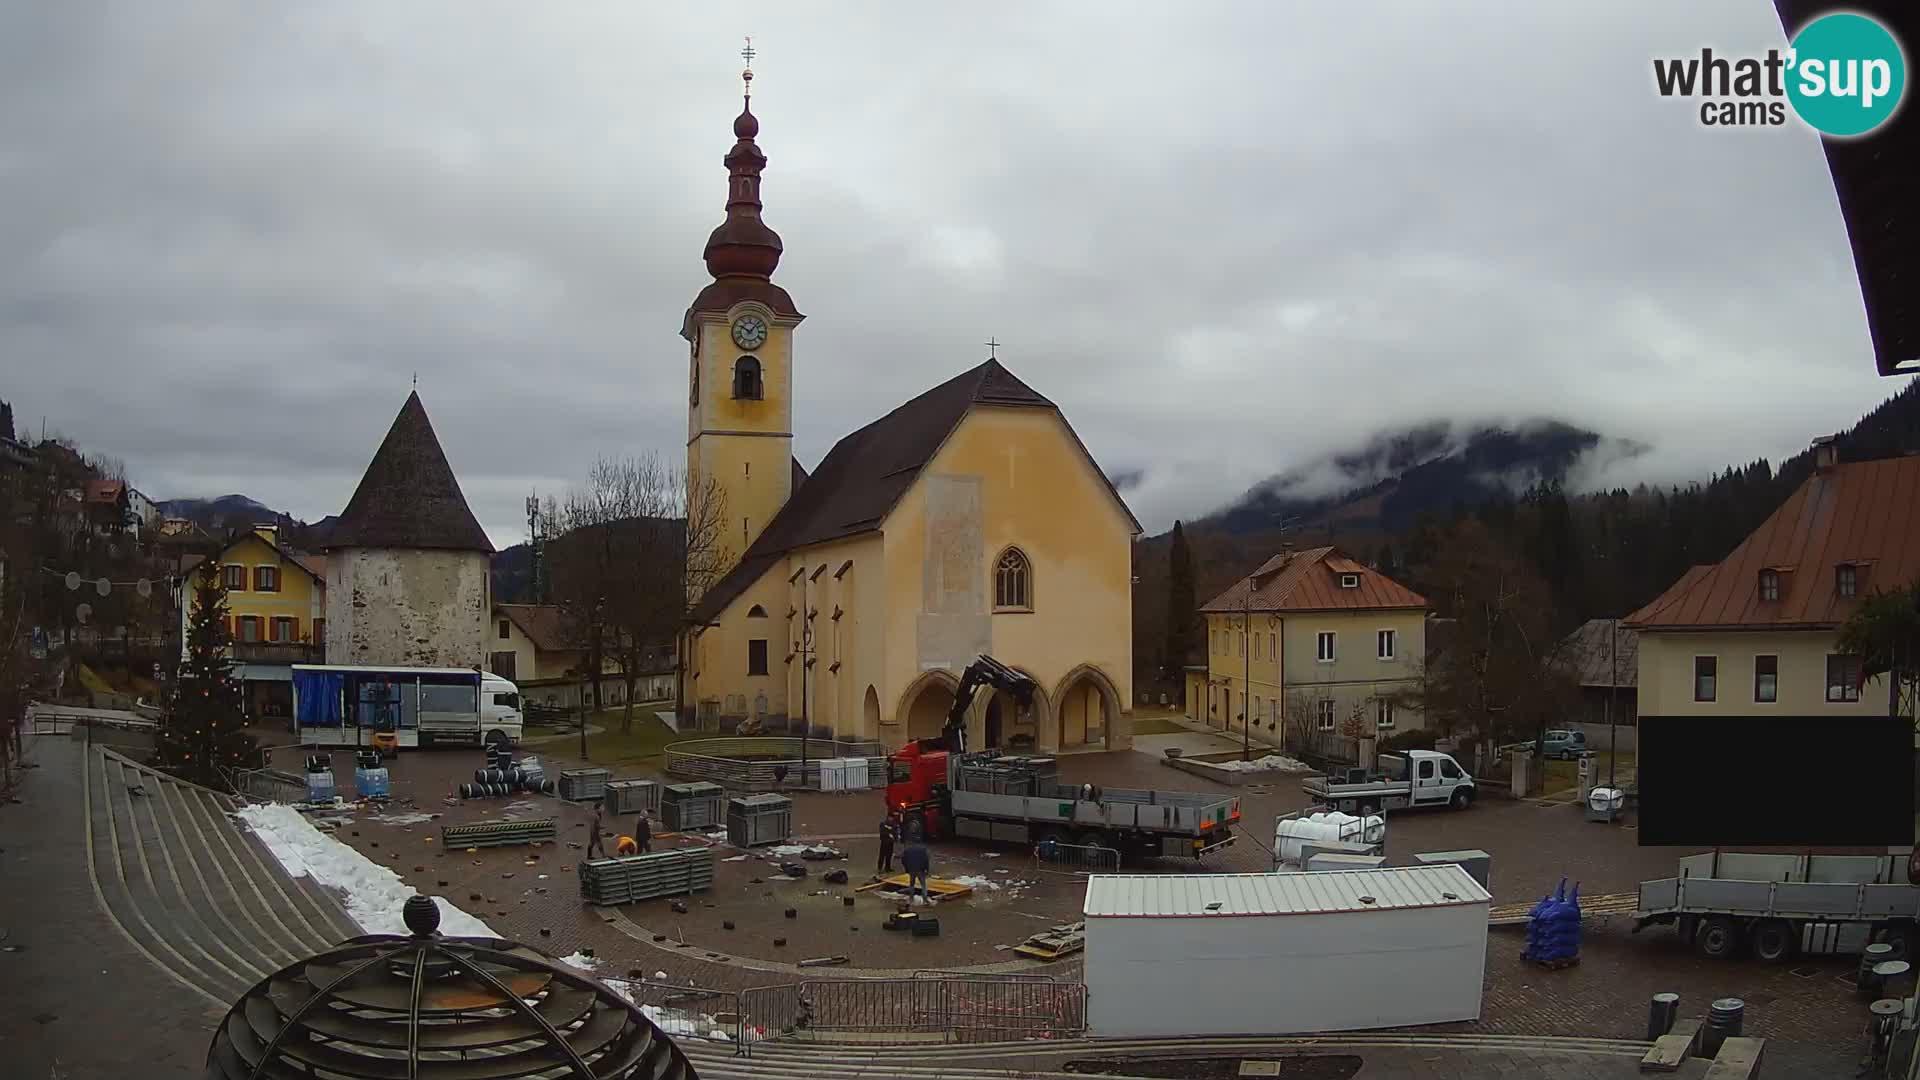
(1164, 521, 1197, 700)
(153, 560, 255, 785)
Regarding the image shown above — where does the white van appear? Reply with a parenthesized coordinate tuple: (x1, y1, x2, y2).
(480, 673, 524, 748)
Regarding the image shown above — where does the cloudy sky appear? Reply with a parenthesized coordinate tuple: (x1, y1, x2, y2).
(0, 2, 1900, 546)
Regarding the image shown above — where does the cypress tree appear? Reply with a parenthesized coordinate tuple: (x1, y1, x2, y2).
(1164, 521, 1197, 698)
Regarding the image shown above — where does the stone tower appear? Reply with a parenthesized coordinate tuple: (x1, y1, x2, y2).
(322, 391, 494, 668)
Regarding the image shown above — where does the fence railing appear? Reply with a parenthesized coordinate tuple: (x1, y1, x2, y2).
(1032, 841, 1122, 874)
(736, 977, 1086, 1048)
(617, 978, 749, 1048)
(230, 766, 309, 804)
(1287, 730, 1361, 766)
(664, 737, 887, 791)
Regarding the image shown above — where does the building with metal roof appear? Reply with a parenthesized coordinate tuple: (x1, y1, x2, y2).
(1625, 438, 1920, 718)
(1083, 864, 1490, 918)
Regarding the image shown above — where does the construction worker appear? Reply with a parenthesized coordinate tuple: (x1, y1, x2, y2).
(902, 840, 932, 906)
(633, 811, 652, 854)
(877, 815, 897, 875)
(586, 802, 607, 859)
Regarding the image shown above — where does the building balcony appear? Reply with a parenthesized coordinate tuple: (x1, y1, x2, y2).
(230, 642, 325, 665)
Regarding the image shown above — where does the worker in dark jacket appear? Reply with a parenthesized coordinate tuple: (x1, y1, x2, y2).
(634, 812, 652, 854)
(901, 841, 932, 905)
(586, 802, 607, 859)
(877, 816, 898, 875)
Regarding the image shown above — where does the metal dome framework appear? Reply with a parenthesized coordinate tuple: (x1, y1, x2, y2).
(206, 896, 697, 1080)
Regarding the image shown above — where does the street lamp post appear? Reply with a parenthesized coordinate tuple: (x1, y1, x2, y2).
(1242, 589, 1252, 762)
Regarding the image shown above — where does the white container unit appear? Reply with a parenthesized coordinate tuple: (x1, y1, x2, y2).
(838, 757, 870, 791)
(816, 758, 845, 792)
(1083, 865, 1491, 1037)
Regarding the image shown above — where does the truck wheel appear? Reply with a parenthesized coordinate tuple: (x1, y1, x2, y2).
(485, 730, 508, 751)
(1875, 924, 1916, 961)
(1449, 788, 1474, 810)
(1075, 829, 1113, 855)
(902, 813, 927, 844)
(1696, 916, 1742, 960)
(1358, 800, 1380, 816)
(1751, 919, 1795, 963)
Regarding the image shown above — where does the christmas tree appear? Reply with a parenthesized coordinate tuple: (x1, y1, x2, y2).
(152, 559, 256, 785)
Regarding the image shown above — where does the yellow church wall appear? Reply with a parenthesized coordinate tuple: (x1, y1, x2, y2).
(879, 404, 1136, 753)
(687, 304, 798, 568)
(688, 569, 791, 725)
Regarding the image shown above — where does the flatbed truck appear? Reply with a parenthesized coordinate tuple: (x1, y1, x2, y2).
(1301, 749, 1477, 814)
(1634, 849, 1920, 961)
(884, 655, 1240, 862)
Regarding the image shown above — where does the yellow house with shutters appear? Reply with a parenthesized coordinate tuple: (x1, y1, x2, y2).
(180, 524, 327, 719)
(1190, 547, 1429, 747)
(676, 85, 1141, 754)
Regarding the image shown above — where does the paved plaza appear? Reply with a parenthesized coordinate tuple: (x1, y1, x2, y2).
(0, 722, 1878, 1078)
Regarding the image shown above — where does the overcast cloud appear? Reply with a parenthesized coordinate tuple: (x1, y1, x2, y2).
(0, 2, 1897, 546)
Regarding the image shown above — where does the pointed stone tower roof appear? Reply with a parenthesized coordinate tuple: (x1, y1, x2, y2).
(325, 391, 494, 553)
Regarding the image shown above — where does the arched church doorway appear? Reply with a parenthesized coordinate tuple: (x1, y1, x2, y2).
(1053, 666, 1122, 751)
(899, 673, 958, 743)
(863, 685, 881, 736)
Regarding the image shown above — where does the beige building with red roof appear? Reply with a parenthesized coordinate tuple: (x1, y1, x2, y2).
(1190, 547, 1430, 747)
(1625, 438, 1917, 718)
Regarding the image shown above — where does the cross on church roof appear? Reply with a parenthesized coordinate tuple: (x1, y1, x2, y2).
(985, 337, 1002, 359)
(740, 36, 755, 97)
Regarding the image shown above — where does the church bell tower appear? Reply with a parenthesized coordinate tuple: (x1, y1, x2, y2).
(683, 41, 804, 570)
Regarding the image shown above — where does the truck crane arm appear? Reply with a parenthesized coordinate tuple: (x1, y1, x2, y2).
(920, 654, 1036, 754)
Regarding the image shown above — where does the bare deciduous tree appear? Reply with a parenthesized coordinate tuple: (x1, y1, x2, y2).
(542, 456, 730, 734)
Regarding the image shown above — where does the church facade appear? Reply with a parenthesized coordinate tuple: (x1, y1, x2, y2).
(678, 78, 1140, 754)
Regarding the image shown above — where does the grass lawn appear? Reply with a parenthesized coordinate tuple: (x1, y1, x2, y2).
(1128, 713, 1194, 736)
(1543, 750, 1636, 793)
(547, 707, 693, 768)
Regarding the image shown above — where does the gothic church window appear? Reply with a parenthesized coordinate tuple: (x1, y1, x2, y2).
(994, 547, 1032, 611)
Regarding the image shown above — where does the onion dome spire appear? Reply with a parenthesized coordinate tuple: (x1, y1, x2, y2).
(703, 37, 783, 280)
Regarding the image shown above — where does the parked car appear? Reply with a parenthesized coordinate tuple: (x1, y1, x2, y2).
(1540, 729, 1588, 760)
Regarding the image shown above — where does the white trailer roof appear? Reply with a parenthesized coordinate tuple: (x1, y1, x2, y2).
(1083, 865, 1490, 918)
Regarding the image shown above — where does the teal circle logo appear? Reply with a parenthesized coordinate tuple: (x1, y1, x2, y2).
(1786, 12, 1907, 137)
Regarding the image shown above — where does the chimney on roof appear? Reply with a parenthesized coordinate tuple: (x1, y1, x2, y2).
(253, 522, 278, 547)
(1812, 435, 1839, 472)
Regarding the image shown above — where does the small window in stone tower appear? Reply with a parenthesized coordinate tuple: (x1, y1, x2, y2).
(733, 356, 763, 400)
(994, 547, 1032, 610)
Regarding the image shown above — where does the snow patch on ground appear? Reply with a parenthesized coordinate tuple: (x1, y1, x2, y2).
(558, 951, 598, 970)
(369, 811, 435, 826)
(235, 802, 496, 938)
(1211, 753, 1314, 773)
(722, 854, 750, 862)
(946, 874, 1001, 891)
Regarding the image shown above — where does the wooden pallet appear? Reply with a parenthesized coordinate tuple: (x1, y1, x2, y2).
(853, 873, 974, 902)
(1012, 921, 1085, 961)
(1488, 891, 1636, 927)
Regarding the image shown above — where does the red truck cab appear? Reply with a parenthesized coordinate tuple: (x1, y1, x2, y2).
(885, 741, 951, 840)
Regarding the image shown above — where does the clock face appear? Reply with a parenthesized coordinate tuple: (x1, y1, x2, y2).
(731, 314, 769, 350)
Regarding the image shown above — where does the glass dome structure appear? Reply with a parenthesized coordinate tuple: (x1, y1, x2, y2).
(205, 895, 698, 1079)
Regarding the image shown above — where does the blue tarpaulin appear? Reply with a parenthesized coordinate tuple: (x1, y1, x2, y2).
(294, 670, 345, 727)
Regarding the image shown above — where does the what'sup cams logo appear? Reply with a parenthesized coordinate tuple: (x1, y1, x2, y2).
(1654, 10, 1906, 136)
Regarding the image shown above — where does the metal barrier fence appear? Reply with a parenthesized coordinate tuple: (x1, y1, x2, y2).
(664, 737, 886, 791)
(230, 766, 309, 804)
(1032, 841, 1122, 874)
(737, 977, 1087, 1048)
(615, 978, 748, 1049)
